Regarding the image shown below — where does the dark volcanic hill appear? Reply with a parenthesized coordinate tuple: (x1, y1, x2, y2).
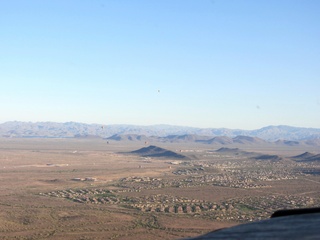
(130, 145, 187, 159)
(292, 152, 320, 162)
(292, 152, 316, 159)
(251, 154, 282, 161)
(216, 147, 241, 153)
(307, 154, 320, 162)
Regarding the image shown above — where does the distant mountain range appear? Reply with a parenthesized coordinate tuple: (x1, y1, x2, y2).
(1, 121, 320, 142)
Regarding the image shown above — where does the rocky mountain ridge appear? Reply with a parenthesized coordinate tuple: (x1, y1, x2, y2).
(1, 121, 320, 141)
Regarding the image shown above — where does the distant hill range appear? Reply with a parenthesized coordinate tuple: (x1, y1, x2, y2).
(104, 134, 320, 147)
(1, 121, 320, 143)
(215, 147, 282, 161)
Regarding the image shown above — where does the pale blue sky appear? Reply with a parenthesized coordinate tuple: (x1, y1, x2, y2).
(0, 0, 319, 129)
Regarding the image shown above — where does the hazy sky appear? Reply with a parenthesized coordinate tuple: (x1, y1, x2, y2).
(1, 0, 319, 129)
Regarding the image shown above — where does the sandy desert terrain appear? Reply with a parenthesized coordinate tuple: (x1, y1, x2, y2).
(0, 138, 319, 239)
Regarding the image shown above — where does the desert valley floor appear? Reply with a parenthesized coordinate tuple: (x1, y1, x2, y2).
(0, 138, 319, 239)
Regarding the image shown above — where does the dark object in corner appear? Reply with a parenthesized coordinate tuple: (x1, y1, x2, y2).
(271, 207, 320, 218)
(185, 208, 320, 239)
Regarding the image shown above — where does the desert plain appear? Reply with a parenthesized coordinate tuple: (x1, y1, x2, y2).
(0, 138, 319, 239)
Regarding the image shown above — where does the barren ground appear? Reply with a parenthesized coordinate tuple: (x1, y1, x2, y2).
(0, 138, 319, 240)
